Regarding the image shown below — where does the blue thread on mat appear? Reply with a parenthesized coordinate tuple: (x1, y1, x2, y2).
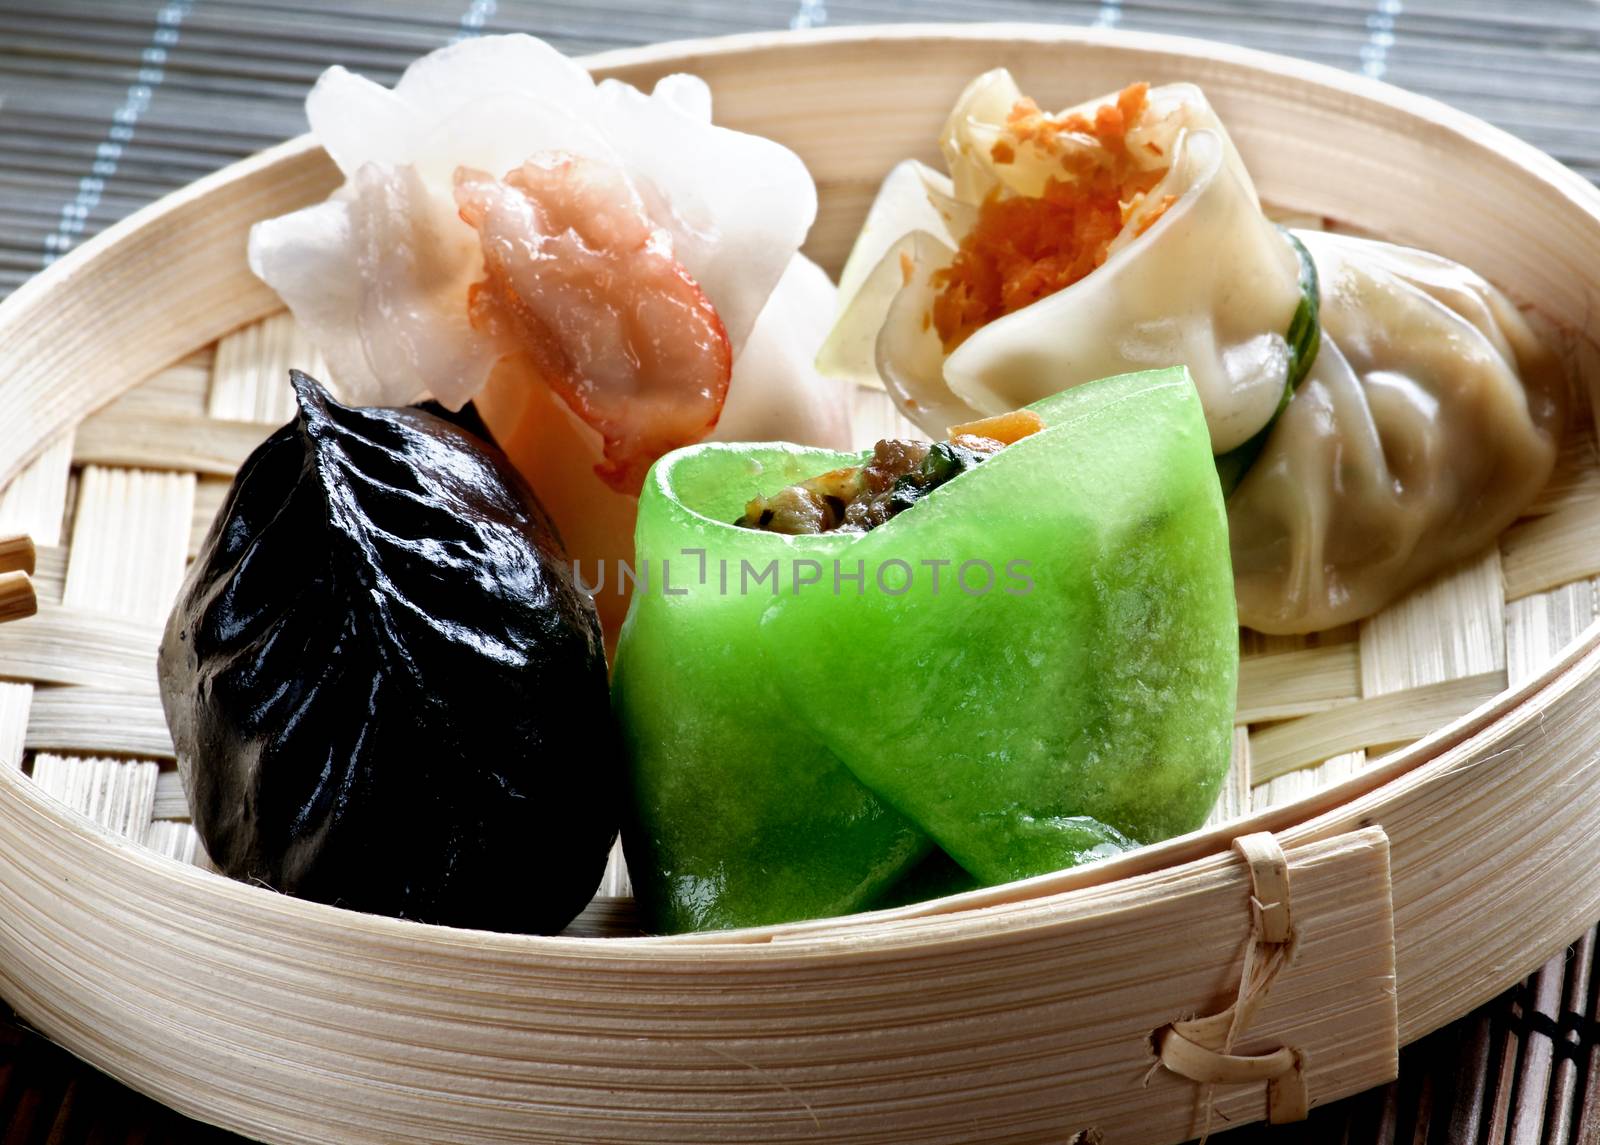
(1361, 0, 1402, 80)
(453, 0, 499, 43)
(791, 0, 828, 30)
(41, 2, 193, 267)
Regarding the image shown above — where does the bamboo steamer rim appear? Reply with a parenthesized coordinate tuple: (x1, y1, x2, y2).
(2, 22, 1600, 1144)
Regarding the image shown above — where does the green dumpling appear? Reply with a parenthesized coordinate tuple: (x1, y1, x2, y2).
(613, 367, 1237, 931)
(610, 445, 931, 935)
(762, 368, 1237, 883)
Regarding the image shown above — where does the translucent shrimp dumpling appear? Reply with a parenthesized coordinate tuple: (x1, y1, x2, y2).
(248, 35, 850, 639)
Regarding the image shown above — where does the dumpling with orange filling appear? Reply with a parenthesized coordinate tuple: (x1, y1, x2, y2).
(819, 70, 1306, 454)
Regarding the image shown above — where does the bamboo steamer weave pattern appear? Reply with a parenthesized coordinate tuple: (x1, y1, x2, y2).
(1, 25, 1600, 1145)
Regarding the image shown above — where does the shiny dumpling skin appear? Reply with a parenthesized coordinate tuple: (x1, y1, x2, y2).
(475, 251, 851, 646)
(1229, 229, 1565, 634)
(819, 73, 1303, 452)
(814, 160, 965, 395)
(247, 34, 816, 412)
(938, 71, 1251, 214)
(159, 374, 621, 935)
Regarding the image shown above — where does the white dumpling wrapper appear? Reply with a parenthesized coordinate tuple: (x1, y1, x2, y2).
(945, 128, 1299, 452)
(249, 165, 499, 411)
(248, 34, 817, 415)
(815, 161, 965, 393)
(821, 74, 1302, 450)
(1229, 229, 1565, 633)
(940, 72, 1241, 206)
(712, 254, 852, 450)
(833, 160, 963, 319)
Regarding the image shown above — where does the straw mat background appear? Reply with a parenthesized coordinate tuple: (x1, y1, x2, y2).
(1, 2, 1599, 1143)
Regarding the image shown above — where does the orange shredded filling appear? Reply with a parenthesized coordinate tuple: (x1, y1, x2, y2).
(933, 83, 1172, 351)
(948, 408, 1045, 445)
(1129, 193, 1177, 237)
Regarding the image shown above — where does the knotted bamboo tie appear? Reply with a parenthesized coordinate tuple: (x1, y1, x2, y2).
(1152, 831, 1308, 1140)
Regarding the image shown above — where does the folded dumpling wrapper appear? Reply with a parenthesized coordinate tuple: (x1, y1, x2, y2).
(824, 70, 1565, 636)
(820, 72, 1304, 453)
(613, 368, 1237, 932)
(1230, 230, 1565, 633)
(610, 443, 930, 934)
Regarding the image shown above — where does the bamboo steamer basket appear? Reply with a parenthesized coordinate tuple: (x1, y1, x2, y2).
(2, 22, 1599, 1145)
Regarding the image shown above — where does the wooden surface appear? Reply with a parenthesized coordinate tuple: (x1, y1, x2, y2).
(2, 4, 1600, 1144)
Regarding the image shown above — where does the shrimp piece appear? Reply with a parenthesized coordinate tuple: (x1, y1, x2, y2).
(455, 154, 733, 493)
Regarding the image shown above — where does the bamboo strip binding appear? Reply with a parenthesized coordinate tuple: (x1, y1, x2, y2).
(1154, 832, 1309, 1137)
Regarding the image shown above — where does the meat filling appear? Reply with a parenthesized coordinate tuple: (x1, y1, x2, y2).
(737, 409, 1044, 535)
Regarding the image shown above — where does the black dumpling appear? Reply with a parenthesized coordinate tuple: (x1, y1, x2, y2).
(159, 371, 619, 934)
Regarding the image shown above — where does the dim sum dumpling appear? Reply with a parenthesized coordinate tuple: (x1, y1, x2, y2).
(1229, 229, 1565, 633)
(248, 35, 848, 645)
(941, 126, 1301, 452)
(248, 34, 818, 424)
(821, 71, 1306, 452)
(824, 69, 1565, 635)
